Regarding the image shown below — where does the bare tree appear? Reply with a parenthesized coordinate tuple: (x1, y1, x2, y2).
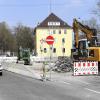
(0, 22, 16, 54)
(93, 0, 100, 17)
(15, 24, 34, 52)
(82, 18, 98, 29)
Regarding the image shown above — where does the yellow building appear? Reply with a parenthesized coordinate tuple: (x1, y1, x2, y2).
(35, 13, 73, 57)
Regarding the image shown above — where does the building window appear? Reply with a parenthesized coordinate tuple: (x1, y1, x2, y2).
(53, 48, 56, 53)
(44, 48, 47, 53)
(50, 46, 52, 50)
(40, 46, 43, 52)
(49, 30, 53, 35)
(62, 38, 65, 43)
(59, 30, 61, 34)
(62, 48, 65, 53)
(64, 29, 67, 34)
(53, 29, 56, 34)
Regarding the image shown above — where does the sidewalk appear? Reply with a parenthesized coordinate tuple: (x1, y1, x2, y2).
(3, 62, 41, 79)
(2, 61, 100, 83)
(2, 61, 73, 81)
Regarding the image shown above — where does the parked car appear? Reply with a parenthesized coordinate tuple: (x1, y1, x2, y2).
(0, 63, 3, 76)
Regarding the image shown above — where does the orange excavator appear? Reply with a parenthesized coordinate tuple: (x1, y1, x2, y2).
(72, 18, 100, 68)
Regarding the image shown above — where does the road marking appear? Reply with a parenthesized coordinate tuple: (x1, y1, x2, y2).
(58, 81, 71, 85)
(75, 80, 90, 85)
(53, 80, 71, 85)
(63, 81, 71, 85)
(85, 88, 100, 94)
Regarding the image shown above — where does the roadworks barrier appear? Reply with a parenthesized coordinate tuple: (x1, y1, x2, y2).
(74, 61, 98, 76)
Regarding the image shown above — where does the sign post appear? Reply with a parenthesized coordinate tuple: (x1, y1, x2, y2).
(46, 35, 54, 80)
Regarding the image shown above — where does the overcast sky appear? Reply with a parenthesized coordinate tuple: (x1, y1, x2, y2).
(0, 0, 97, 27)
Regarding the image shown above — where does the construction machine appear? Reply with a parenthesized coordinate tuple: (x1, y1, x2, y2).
(17, 47, 30, 65)
(72, 18, 100, 68)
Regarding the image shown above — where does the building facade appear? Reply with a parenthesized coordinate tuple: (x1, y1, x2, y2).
(35, 13, 73, 57)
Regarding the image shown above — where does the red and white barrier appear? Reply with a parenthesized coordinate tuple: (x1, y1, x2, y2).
(74, 61, 98, 76)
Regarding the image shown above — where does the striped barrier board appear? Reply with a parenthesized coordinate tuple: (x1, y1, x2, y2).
(74, 61, 98, 76)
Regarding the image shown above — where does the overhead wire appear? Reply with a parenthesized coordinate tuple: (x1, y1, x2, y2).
(0, 3, 67, 7)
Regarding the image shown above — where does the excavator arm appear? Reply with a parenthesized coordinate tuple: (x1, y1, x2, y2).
(73, 18, 94, 48)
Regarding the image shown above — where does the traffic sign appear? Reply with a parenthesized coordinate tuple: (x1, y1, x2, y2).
(46, 35, 54, 45)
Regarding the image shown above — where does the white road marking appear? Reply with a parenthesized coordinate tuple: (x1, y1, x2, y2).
(75, 79, 90, 85)
(53, 80, 71, 85)
(61, 81, 71, 85)
(52, 79, 90, 85)
(85, 88, 100, 94)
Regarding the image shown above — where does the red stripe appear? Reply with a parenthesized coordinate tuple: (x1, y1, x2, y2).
(78, 63, 81, 67)
(79, 73, 81, 75)
(83, 72, 86, 74)
(88, 63, 90, 67)
(83, 63, 85, 67)
(92, 63, 94, 66)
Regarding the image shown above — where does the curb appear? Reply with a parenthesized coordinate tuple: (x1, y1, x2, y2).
(4, 68, 41, 80)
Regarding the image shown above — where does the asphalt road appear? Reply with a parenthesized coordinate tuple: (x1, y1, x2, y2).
(0, 71, 100, 100)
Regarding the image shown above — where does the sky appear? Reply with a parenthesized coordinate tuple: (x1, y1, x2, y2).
(0, 0, 98, 28)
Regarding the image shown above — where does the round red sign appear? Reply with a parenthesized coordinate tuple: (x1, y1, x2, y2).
(46, 35, 54, 45)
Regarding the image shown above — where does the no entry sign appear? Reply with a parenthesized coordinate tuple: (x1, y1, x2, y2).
(46, 35, 54, 45)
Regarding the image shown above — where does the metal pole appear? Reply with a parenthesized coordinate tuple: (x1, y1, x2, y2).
(40, 41, 46, 81)
(49, 45, 52, 80)
(50, 0, 52, 13)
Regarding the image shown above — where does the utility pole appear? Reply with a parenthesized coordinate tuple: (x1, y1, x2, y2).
(50, 0, 52, 13)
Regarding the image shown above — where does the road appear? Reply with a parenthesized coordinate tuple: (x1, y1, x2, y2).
(0, 71, 100, 100)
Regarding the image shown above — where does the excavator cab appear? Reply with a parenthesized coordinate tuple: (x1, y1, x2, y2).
(78, 39, 88, 57)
